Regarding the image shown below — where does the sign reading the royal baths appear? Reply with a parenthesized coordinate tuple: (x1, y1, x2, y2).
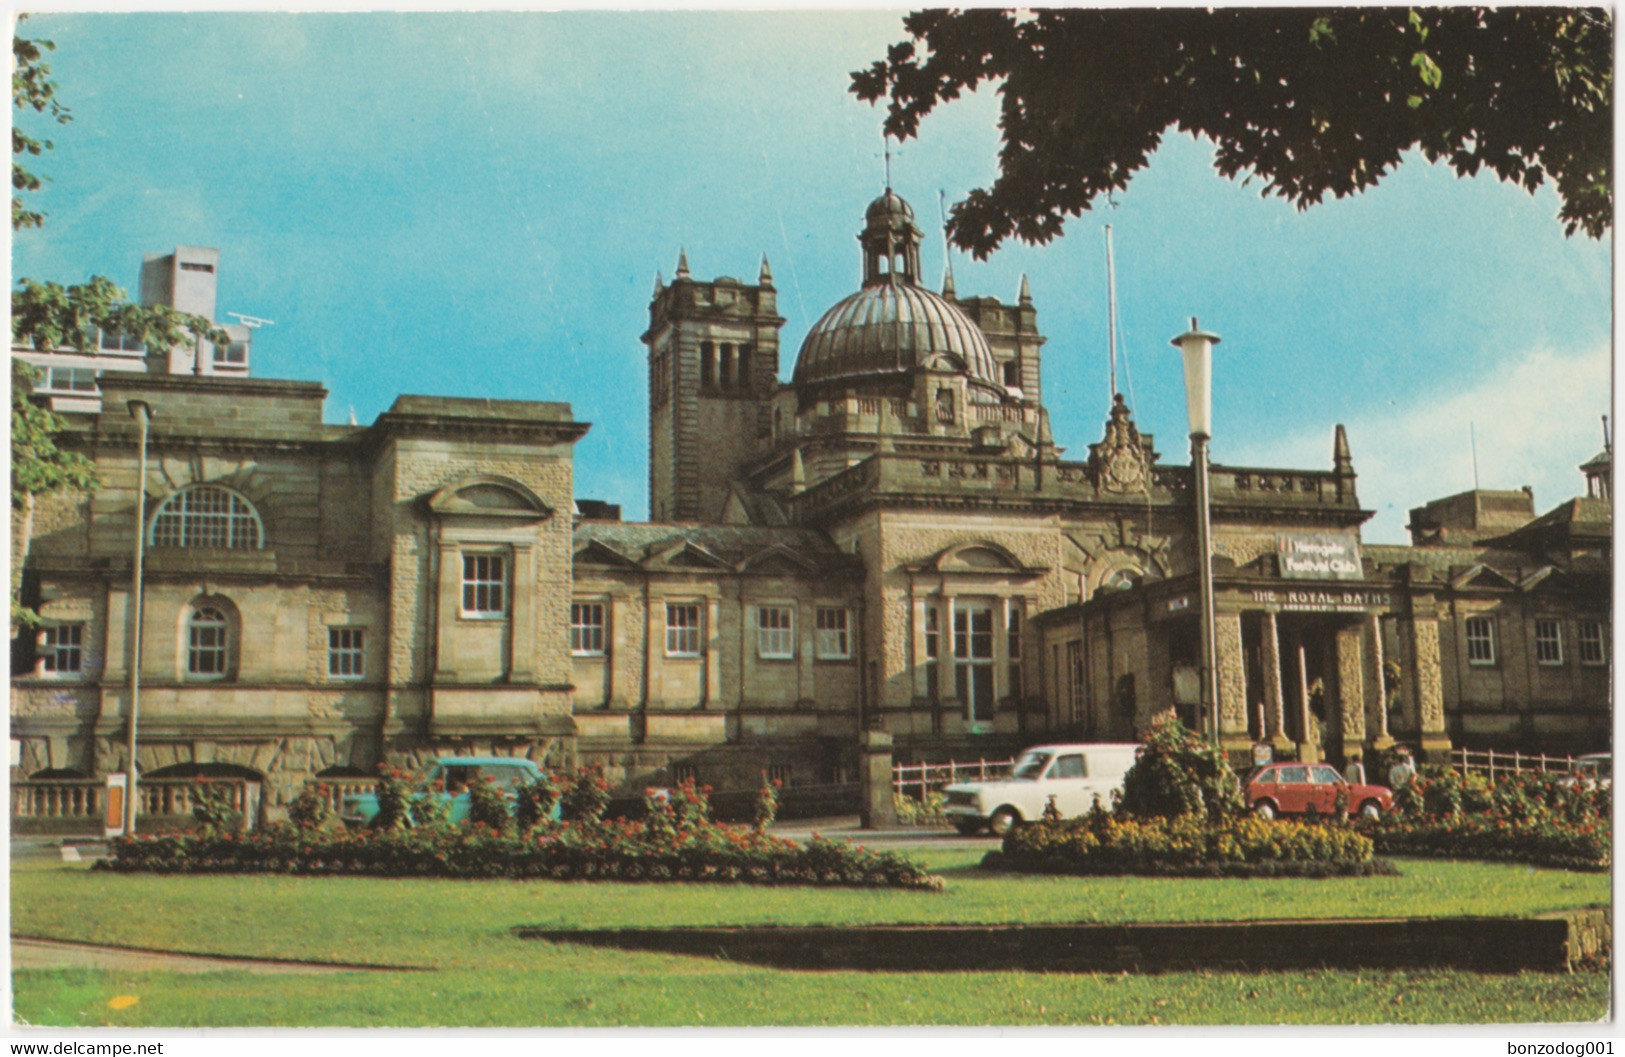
(1277, 533, 1363, 581)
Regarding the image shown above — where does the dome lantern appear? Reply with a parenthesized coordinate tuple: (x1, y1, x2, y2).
(861, 191, 924, 287)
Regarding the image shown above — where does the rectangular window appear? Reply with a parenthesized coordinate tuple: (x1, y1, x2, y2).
(816, 607, 850, 659)
(1534, 619, 1563, 665)
(757, 605, 794, 659)
(1465, 616, 1496, 665)
(214, 340, 249, 367)
(571, 602, 606, 656)
(924, 605, 940, 660)
(461, 554, 506, 616)
(327, 627, 365, 679)
(40, 624, 84, 675)
(1578, 620, 1606, 665)
(42, 366, 98, 393)
(1066, 641, 1084, 725)
(666, 603, 702, 657)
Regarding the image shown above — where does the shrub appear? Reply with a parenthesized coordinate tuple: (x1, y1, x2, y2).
(1118, 713, 1244, 821)
(190, 779, 242, 837)
(892, 792, 947, 827)
(372, 764, 412, 830)
(753, 772, 782, 833)
(515, 772, 561, 835)
(465, 775, 511, 835)
(99, 814, 944, 890)
(287, 783, 334, 831)
(1366, 764, 1611, 870)
(560, 763, 611, 824)
(988, 813, 1387, 878)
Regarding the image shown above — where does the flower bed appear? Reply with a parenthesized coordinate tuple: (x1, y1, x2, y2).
(1357, 768, 1610, 871)
(99, 787, 943, 890)
(985, 812, 1390, 878)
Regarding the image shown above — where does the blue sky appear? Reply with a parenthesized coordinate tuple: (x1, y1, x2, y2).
(11, 10, 1612, 542)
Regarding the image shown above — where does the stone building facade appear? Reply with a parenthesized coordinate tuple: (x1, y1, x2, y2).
(12, 191, 1611, 814)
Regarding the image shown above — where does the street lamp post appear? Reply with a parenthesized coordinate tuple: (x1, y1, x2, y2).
(1170, 319, 1222, 745)
(124, 400, 153, 835)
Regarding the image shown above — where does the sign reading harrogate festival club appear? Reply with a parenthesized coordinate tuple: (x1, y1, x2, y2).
(1277, 533, 1363, 581)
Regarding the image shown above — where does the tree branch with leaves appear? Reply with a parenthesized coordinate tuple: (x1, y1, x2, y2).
(853, 7, 1611, 258)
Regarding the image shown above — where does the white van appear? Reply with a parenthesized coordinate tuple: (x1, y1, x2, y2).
(941, 743, 1141, 835)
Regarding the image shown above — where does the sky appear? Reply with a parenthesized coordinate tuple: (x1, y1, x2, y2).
(10, 9, 1613, 543)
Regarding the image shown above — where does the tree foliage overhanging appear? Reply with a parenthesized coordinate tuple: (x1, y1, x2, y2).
(852, 7, 1612, 256)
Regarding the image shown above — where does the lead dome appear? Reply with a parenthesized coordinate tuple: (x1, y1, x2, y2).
(792, 192, 1005, 402)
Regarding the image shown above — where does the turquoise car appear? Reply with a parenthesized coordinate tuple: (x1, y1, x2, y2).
(340, 756, 555, 829)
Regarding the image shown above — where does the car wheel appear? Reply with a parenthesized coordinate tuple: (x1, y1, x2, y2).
(989, 807, 1021, 837)
(1252, 800, 1277, 820)
(1359, 800, 1382, 821)
(952, 819, 983, 837)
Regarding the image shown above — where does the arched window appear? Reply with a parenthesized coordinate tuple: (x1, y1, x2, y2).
(187, 606, 231, 679)
(150, 485, 264, 550)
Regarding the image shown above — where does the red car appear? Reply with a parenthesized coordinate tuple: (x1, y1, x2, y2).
(1245, 763, 1394, 820)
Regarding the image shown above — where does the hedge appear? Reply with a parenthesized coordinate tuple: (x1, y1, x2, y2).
(1357, 768, 1611, 871)
(985, 813, 1388, 878)
(97, 818, 944, 890)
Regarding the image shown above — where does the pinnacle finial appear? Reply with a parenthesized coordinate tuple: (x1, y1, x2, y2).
(652, 271, 665, 297)
(1334, 423, 1353, 471)
(676, 249, 690, 279)
(1018, 273, 1032, 304)
(790, 447, 807, 494)
(942, 263, 956, 298)
(759, 255, 774, 286)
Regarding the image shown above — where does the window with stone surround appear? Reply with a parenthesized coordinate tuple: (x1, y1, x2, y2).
(187, 607, 231, 679)
(150, 484, 264, 550)
(1578, 620, 1606, 665)
(1465, 616, 1496, 665)
(327, 627, 365, 679)
(757, 605, 794, 659)
(1534, 619, 1563, 666)
(816, 607, 850, 660)
(571, 601, 606, 656)
(461, 554, 507, 617)
(39, 623, 83, 675)
(666, 602, 702, 657)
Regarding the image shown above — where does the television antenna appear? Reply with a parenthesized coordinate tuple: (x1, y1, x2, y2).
(227, 313, 275, 329)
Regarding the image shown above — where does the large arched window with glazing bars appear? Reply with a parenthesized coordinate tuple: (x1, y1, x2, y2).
(148, 484, 265, 550)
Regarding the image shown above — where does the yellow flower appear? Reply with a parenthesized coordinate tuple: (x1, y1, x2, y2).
(108, 995, 139, 1010)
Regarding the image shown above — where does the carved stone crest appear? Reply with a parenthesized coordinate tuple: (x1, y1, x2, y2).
(1095, 394, 1148, 494)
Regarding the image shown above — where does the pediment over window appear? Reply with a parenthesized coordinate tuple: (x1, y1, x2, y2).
(573, 539, 639, 568)
(1449, 563, 1519, 591)
(649, 539, 729, 571)
(737, 543, 818, 576)
(914, 541, 1047, 578)
(427, 476, 552, 521)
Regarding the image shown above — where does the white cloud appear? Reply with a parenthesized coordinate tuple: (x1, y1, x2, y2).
(1228, 344, 1613, 544)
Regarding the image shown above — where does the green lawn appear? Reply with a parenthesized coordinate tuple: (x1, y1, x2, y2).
(10, 853, 1611, 1027)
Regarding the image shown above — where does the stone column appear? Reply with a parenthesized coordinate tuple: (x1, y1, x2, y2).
(1407, 613, 1451, 761)
(1335, 623, 1366, 761)
(797, 597, 815, 699)
(1260, 612, 1290, 750)
(1297, 642, 1318, 764)
(1215, 613, 1249, 743)
(1367, 614, 1393, 748)
(703, 596, 721, 708)
(937, 594, 957, 710)
(859, 729, 897, 829)
(508, 543, 536, 683)
(911, 593, 929, 698)
(434, 541, 461, 681)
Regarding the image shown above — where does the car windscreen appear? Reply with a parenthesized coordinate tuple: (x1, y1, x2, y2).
(1011, 752, 1051, 780)
(480, 765, 535, 792)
